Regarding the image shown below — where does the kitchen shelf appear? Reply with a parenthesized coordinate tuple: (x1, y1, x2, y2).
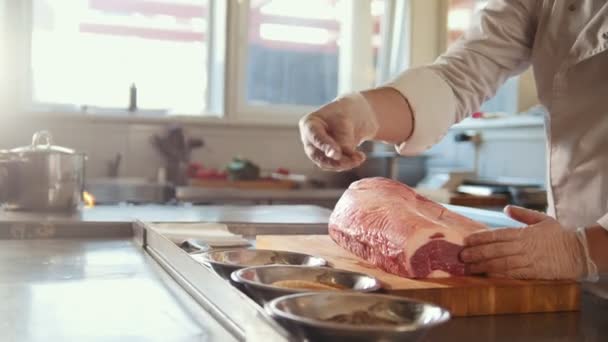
(451, 115, 544, 130)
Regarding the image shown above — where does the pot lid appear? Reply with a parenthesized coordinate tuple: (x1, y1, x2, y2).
(10, 131, 76, 155)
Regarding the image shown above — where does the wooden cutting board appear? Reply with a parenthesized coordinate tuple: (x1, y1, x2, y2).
(257, 235, 580, 316)
(189, 179, 297, 190)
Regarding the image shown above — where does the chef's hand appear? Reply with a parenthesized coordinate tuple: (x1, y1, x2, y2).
(299, 92, 379, 171)
(460, 205, 586, 280)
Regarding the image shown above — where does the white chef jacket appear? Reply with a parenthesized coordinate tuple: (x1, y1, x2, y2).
(387, 0, 608, 230)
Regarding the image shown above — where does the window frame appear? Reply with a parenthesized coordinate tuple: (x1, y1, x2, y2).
(4, 0, 32, 113)
(5, 0, 412, 126)
(229, 0, 409, 125)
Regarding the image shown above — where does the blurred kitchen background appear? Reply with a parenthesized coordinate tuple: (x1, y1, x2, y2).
(0, 0, 547, 210)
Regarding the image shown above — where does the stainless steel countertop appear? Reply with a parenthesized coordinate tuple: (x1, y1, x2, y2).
(0, 203, 520, 228)
(1, 204, 606, 342)
(0, 234, 236, 342)
(175, 187, 345, 202)
(0, 204, 332, 225)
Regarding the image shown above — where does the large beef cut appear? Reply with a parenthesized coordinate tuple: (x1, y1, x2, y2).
(329, 178, 488, 278)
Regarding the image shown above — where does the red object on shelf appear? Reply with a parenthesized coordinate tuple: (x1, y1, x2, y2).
(275, 167, 290, 175)
(188, 162, 203, 177)
(188, 163, 227, 180)
(472, 112, 483, 118)
(195, 169, 227, 180)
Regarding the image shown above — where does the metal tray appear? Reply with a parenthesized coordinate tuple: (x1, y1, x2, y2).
(0, 220, 292, 342)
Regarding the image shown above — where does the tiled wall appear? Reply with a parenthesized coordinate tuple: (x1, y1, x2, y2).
(1, 115, 354, 186)
(1, 114, 547, 186)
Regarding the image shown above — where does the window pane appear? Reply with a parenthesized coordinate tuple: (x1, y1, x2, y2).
(31, 0, 210, 114)
(0, 1, 5, 88)
(371, 0, 384, 83)
(246, 0, 340, 107)
(246, 0, 384, 107)
(446, 0, 485, 46)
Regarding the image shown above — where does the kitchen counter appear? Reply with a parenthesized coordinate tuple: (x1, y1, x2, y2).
(0, 204, 331, 225)
(176, 187, 345, 202)
(175, 187, 345, 208)
(425, 290, 607, 342)
(0, 202, 521, 227)
(1, 233, 237, 342)
(0, 204, 334, 237)
(1, 204, 606, 341)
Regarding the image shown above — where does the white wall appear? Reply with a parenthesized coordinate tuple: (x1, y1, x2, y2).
(425, 127, 546, 181)
(0, 115, 357, 185)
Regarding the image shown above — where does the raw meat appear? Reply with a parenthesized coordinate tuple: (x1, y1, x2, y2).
(329, 177, 488, 278)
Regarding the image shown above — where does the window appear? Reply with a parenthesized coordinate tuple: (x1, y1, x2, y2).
(245, 0, 343, 107)
(243, 0, 386, 107)
(0, 0, 11, 108)
(446, 0, 518, 114)
(5, 0, 409, 122)
(30, 0, 225, 115)
(0, 2, 5, 92)
(234, 0, 406, 121)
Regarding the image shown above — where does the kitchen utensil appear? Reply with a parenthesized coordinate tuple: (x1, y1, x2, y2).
(508, 186, 547, 209)
(226, 157, 260, 181)
(458, 178, 547, 209)
(0, 131, 86, 211)
(417, 169, 475, 191)
(231, 265, 381, 304)
(150, 222, 251, 248)
(198, 249, 328, 280)
(107, 153, 122, 178)
(152, 126, 203, 186)
(179, 239, 212, 254)
(356, 153, 427, 186)
(457, 184, 510, 196)
(258, 235, 580, 316)
(265, 292, 450, 342)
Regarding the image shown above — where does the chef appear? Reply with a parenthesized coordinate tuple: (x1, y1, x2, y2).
(299, 0, 607, 281)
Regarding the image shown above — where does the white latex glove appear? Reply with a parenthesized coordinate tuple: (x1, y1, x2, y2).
(299, 92, 379, 172)
(460, 205, 587, 280)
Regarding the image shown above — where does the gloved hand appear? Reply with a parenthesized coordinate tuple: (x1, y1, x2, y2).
(299, 92, 379, 171)
(460, 205, 587, 280)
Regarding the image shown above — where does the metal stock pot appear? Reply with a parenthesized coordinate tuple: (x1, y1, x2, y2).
(0, 131, 86, 211)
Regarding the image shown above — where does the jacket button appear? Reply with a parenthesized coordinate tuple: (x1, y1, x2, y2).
(568, 4, 576, 11)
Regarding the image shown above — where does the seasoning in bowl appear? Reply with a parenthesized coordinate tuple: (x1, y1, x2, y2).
(324, 310, 403, 325)
(271, 280, 347, 291)
(323, 302, 416, 325)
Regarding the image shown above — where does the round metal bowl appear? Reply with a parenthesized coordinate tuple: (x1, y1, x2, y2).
(231, 265, 381, 304)
(198, 249, 328, 280)
(266, 292, 450, 342)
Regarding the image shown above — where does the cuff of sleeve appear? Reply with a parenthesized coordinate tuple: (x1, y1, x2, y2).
(598, 213, 608, 230)
(385, 67, 457, 156)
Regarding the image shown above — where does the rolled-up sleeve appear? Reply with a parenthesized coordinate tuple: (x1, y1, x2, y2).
(386, 0, 538, 155)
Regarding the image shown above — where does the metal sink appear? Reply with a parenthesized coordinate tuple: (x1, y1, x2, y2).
(86, 178, 173, 204)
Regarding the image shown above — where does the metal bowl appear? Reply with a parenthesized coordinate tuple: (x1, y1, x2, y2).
(266, 292, 450, 342)
(231, 265, 381, 304)
(198, 249, 328, 280)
